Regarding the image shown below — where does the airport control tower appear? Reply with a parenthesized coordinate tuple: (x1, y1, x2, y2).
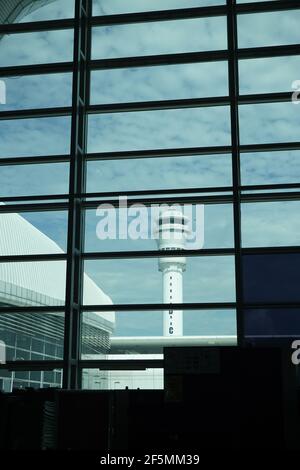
(156, 209, 190, 337)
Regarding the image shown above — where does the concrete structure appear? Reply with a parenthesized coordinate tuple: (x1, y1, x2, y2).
(156, 209, 190, 336)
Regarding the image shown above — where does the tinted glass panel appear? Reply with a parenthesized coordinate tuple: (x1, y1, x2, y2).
(91, 62, 228, 104)
(242, 201, 300, 248)
(84, 256, 236, 305)
(239, 103, 300, 145)
(243, 253, 300, 304)
(0, 117, 71, 158)
(240, 151, 300, 186)
(92, 17, 227, 59)
(0, 163, 69, 198)
(238, 10, 300, 48)
(1, 74, 72, 111)
(239, 56, 300, 95)
(93, 0, 225, 15)
(84, 203, 234, 252)
(0, 30, 74, 67)
(244, 308, 300, 339)
(88, 107, 231, 153)
(87, 155, 232, 192)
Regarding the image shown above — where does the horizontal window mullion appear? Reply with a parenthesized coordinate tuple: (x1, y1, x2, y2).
(0, 19, 75, 35)
(241, 183, 300, 192)
(236, 0, 300, 15)
(83, 249, 235, 260)
(83, 185, 232, 199)
(238, 92, 292, 105)
(91, 5, 228, 27)
(79, 359, 163, 370)
(0, 107, 72, 121)
(241, 191, 300, 203)
(88, 96, 230, 114)
(0, 254, 67, 263)
(0, 62, 74, 77)
(0, 361, 63, 371)
(0, 202, 69, 213)
(238, 44, 300, 60)
(83, 194, 233, 209)
(242, 247, 300, 255)
(82, 302, 236, 312)
(0, 194, 70, 203)
(240, 142, 300, 153)
(89, 50, 228, 71)
(86, 146, 232, 161)
(0, 155, 70, 166)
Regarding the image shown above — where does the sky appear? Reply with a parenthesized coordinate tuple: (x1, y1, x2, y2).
(0, 1, 300, 338)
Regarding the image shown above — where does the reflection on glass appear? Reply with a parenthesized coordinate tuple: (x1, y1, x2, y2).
(0, 313, 64, 362)
(240, 151, 300, 186)
(93, 0, 225, 16)
(84, 256, 236, 305)
(239, 56, 300, 95)
(0, 369, 63, 392)
(243, 253, 300, 304)
(88, 107, 231, 152)
(239, 103, 300, 145)
(0, 30, 74, 67)
(82, 368, 164, 390)
(0, 211, 68, 255)
(242, 201, 300, 248)
(238, 10, 300, 48)
(92, 16, 227, 59)
(244, 308, 300, 340)
(84, 203, 234, 252)
(91, 61, 228, 104)
(0, 117, 71, 158)
(1, 74, 72, 111)
(0, 163, 69, 197)
(0, 0, 74, 23)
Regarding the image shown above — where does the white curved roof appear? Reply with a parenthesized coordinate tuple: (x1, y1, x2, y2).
(0, 207, 115, 328)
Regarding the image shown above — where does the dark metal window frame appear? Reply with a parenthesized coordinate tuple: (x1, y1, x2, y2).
(1, 0, 300, 386)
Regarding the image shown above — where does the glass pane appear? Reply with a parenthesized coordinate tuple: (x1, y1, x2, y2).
(100, 309, 237, 338)
(0, 261, 66, 307)
(88, 107, 231, 153)
(0, 117, 71, 158)
(239, 56, 300, 95)
(0, 162, 69, 198)
(92, 17, 227, 59)
(243, 253, 300, 304)
(0, 0, 74, 23)
(82, 368, 164, 390)
(83, 256, 236, 305)
(240, 151, 300, 186)
(0, 30, 74, 67)
(0, 210, 68, 255)
(87, 155, 232, 193)
(242, 201, 300, 248)
(91, 61, 228, 104)
(1, 74, 72, 111)
(93, 0, 225, 16)
(238, 10, 300, 48)
(0, 369, 62, 392)
(0, 312, 64, 361)
(239, 103, 300, 145)
(84, 203, 234, 252)
(244, 308, 300, 340)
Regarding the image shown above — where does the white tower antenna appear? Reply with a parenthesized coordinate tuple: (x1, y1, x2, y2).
(156, 208, 190, 337)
